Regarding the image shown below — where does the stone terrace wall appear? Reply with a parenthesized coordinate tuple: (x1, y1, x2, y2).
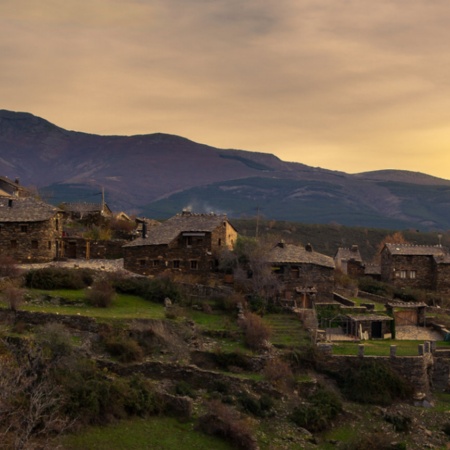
(316, 351, 434, 395)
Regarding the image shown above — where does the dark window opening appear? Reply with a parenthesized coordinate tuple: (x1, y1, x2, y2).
(31, 240, 39, 249)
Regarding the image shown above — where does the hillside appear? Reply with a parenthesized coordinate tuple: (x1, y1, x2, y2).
(1, 109, 450, 230)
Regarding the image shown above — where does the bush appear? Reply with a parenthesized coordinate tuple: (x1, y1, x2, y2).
(113, 275, 182, 304)
(175, 381, 196, 398)
(101, 332, 144, 363)
(196, 400, 258, 450)
(0, 255, 20, 278)
(290, 385, 342, 432)
(2, 285, 25, 311)
(333, 359, 413, 405)
(25, 267, 94, 290)
(237, 392, 274, 417)
(239, 312, 271, 351)
(263, 357, 294, 391)
(358, 277, 392, 297)
(85, 279, 115, 307)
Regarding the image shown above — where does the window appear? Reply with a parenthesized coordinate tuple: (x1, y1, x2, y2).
(190, 260, 198, 270)
(173, 260, 180, 269)
(31, 240, 39, 249)
(48, 241, 52, 250)
(218, 238, 222, 246)
(153, 260, 160, 267)
(138, 259, 147, 266)
(186, 236, 192, 247)
(409, 270, 416, 279)
(20, 225, 28, 233)
(10, 240, 17, 249)
(399, 270, 407, 279)
(55, 219, 59, 231)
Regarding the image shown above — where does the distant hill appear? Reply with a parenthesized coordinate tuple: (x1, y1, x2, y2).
(1, 109, 450, 230)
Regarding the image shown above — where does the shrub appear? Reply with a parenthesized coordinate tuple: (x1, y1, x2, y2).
(85, 279, 115, 307)
(25, 267, 94, 290)
(290, 385, 342, 432)
(2, 285, 25, 311)
(175, 380, 196, 398)
(239, 312, 271, 351)
(358, 277, 392, 297)
(197, 400, 258, 450)
(334, 359, 413, 405)
(237, 392, 274, 418)
(0, 255, 20, 278)
(113, 275, 182, 304)
(263, 357, 294, 391)
(101, 332, 144, 363)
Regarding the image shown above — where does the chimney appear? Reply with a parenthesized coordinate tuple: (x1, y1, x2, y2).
(305, 243, 313, 252)
(277, 240, 285, 248)
(14, 178, 20, 185)
(351, 245, 359, 253)
(142, 221, 147, 239)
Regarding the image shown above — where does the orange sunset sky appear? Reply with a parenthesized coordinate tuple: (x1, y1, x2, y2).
(2, 0, 450, 180)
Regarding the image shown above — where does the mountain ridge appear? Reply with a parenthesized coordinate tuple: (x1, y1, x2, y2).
(1, 109, 449, 230)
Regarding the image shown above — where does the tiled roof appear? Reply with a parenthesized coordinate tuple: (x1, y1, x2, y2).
(384, 243, 446, 256)
(124, 211, 232, 247)
(269, 242, 335, 268)
(0, 197, 60, 222)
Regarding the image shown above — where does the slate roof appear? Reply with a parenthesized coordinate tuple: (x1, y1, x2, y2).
(124, 211, 233, 247)
(62, 202, 112, 215)
(334, 245, 362, 262)
(384, 243, 446, 257)
(0, 197, 60, 222)
(346, 314, 393, 322)
(269, 242, 335, 268)
(386, 302, 427, 308)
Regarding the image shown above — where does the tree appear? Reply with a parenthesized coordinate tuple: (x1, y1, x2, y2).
(374, 232, 408, 263)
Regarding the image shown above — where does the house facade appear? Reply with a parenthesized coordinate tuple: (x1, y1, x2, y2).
(269, 241, 335, 306)
(123, 211, 237, 276)
(334, 245, 363, 276)
(380, 243, 449, 292)
(0, 197, 64, 262)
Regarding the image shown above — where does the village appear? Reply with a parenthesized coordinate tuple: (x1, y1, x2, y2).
(1, 175, 450, 449)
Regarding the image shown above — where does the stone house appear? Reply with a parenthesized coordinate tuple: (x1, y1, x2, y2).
(123, 211, 238, 276)
(380, 243, 450, 292)
(0, 197, 64, 262)
(345, 313, 393, 339)
(0, 176, 31, 198)
(334, 245, 363, 276)
(61, 201, 113, 226)
(269, 241, 335, 306)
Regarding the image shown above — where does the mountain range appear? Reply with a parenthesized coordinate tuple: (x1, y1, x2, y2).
(1, 109, 450, 230)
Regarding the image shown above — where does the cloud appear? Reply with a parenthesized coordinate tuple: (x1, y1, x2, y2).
(1, 0, 450, 179)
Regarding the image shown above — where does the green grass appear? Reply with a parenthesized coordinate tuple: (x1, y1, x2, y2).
(263, 313, 310, 347)
(350, 297, 386, 312)
(187, 309, 238, 332)
(17, 290, 166, 319)
(59, 416, 233, 450)
(332, 339, 450, 356)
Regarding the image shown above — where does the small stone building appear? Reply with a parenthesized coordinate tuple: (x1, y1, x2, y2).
(334, 245, 363, 276)
(345, 313, 393, 339)
(0, 197, 64, 262)
(380, 243, 448, 292)
(386, 302, 427, 327)
(123, 211, 238, 276)
(269, 241, 335, 305)
(0, 176, 29, 198)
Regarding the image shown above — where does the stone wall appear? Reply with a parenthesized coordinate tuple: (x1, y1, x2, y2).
(62, 237, 126, 260)
(316, 347, 435, 396)
(0, 214, 63, 262)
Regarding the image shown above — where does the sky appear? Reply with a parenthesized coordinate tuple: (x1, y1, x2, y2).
(2, 0, 450, 180)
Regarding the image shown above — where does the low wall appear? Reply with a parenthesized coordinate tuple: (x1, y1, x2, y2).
(316, 347, 434, 396)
